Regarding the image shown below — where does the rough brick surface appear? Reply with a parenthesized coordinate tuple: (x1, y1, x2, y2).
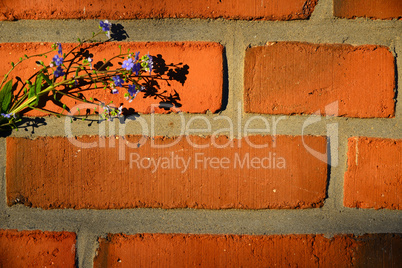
(344, 137, 401, 209)
(6, 135, 327, 209)
(94, 233, 402, 267)
(334, 0, 402, 20)
(244, 42, 395, 118)
(0, 0, 318, 21)
(0, 229, 76, 267)
(0, 42, 223, 115)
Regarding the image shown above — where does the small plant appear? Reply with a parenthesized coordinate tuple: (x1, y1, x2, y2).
(0, 20, 154, 130)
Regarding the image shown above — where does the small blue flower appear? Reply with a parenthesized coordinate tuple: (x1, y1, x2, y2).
(54, 66, 65, 78)
(52, 54, 63, 66)
(132, 63, 141, 75)
(112, 88, 119, 94)
(100, 20, 112, 38)
(134, 51, 140, 62)
(1, 112, 16, 119)
(122, 58, 134, 71)
(112, 75, 124, 87)
(99, 20, 111, 31)
(57, 43, 62, 56)
(128, 84, 138, 97)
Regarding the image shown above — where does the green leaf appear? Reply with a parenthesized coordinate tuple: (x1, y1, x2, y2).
(35, 75, 43, 95)
(42, 74, 52, 86)
(28, 74, 43, 106)
(0, 80, 13, 113)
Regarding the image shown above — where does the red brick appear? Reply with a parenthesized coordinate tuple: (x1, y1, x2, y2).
(0, 42, 223, 115)
(244, 42, 395, 118)
(6, 135, 327, 209)
(344, 137, 401, 209)
(0, 0, 318, 21)
(0, 229, 76, 267)
(93, 233, 402, 267)
(334, 0, 402, 20)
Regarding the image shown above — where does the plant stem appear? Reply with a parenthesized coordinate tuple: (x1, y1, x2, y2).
(0, 49, 55, 89)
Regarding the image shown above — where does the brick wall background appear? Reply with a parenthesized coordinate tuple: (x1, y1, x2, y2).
(0, 0, 401, 266)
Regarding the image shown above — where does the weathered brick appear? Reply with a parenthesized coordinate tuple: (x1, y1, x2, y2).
(244, 42, 395, 118)
(94, 233, 402, 267)
(6, 135, 327, 209)
(0, 42, 223, 115)
(334, 0, 402, 20)
(0, 0, 318, 21)
(344, 137, 401, 209)
(0, 229, 76, 267)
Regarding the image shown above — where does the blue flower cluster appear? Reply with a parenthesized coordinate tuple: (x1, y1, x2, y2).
(122, 52, 153, 76)
(51, 44, 64, 78)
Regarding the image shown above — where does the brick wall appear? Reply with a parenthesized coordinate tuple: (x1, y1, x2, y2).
(0, 0, 401, 266)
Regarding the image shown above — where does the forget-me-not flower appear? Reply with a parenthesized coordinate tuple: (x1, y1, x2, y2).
(1, 113, 15, 119)
(57, 43, 62, 56)
(52, 54, 63, 66)
(54, 66, 65, 78)
(122, 58, 134, 71)
(112, 75, 124, 87)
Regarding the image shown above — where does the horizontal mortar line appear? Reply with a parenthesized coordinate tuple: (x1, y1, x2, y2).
(0, 18, 401, 28)
(0, 36, 400, 46)
(1, 206, 402, 218)
(1, 209, 401, 235)
(4, 122, 401, 138)
(0, 20, 401, 44)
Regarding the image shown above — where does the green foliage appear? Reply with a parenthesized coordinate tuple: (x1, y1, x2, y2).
(28, 74, 43, 107)
(0, 80, 13, 113)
